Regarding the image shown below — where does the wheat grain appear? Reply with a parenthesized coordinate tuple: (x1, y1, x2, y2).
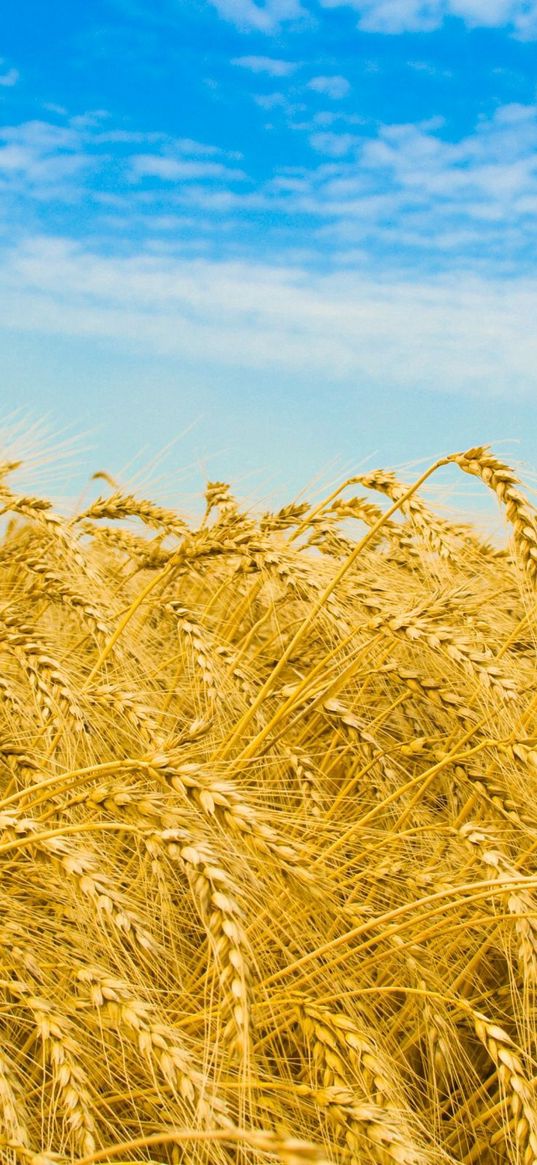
(1, 440, 537, 1164)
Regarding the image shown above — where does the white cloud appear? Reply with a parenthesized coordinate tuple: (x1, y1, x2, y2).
(355, 1, 447, 31)
(232, 55, 297, 75)
(178, 139, 224, 156)
(92, 129, 159, 145)
(209, 0, 536, 34)
(308, 75, 351, 99)
(309, 131, 358, 155)
(70, 110, 109, 130)
(254, 91, 289, 109)
(0, 116, 245, 208)
(0, 66, 18, 88)
(3, 103, 537, 277)
(1, 234, 537, 397)
(208, 0, 305, 31)
(1, 121, 80, 153)
(92, 132, 224, 155)
(319, 0, 537, 36)
(357, 104, 537, 205)
(258, 103, 537, 266)
(0, 120, 91, 193)
(515, 6, 537, 37)
(129, 154, 246, 181)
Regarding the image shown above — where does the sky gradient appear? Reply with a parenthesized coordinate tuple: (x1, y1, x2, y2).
(1, 0, 537, 510)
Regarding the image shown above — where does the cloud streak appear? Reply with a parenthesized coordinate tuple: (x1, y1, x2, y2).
(2, 234, 536, 398)
(129, 155, 246, 181)
(0, 120, 92, 197)
(232, 55, 297, 74)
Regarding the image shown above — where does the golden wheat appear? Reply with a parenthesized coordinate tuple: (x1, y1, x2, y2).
(1, 444, 537, 1165)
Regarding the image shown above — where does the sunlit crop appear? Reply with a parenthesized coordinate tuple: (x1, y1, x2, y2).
(1, 445, 536, 1165)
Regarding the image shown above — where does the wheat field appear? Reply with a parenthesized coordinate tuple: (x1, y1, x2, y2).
(1, 444, 537, 1165)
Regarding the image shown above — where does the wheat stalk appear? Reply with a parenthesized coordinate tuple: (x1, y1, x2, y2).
(1, 440, 537, 1163)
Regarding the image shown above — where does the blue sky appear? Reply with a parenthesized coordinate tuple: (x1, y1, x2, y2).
(1, 0, 537, 509)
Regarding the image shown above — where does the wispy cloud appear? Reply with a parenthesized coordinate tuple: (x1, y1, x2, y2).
(207, 0, 305, 31)
(254, 91, 290, 110)
(309, 130, 357, 155)
(0, 115, 246, 212)
(129, 155, 246, 181)
(320, 0, 537, 38)
(2, 0, 537, 489)
(2, 234, 536, 397)
(0, 120, 92, 196)
(232, 55, 297, 75)
(307, 75, 351, 98)
(0, 62, 18, 88)
(264, 102, 537, 269)
(2, 100, 537, 274)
